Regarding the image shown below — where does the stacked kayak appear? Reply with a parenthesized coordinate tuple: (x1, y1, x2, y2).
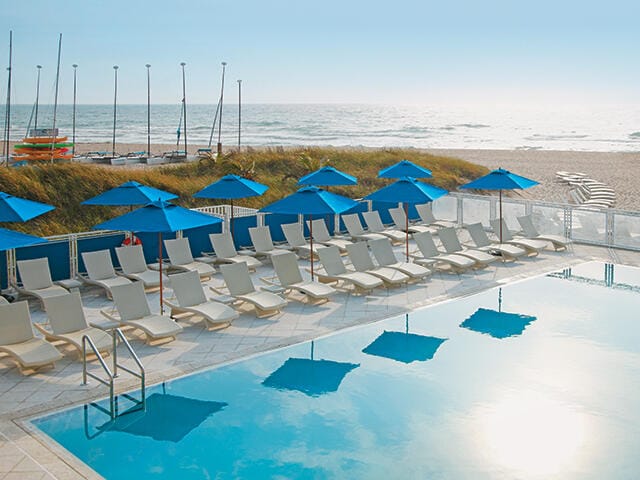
(13, 133, 74, 161)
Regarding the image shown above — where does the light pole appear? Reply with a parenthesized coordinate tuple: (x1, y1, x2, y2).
(112, 65, 118, 157)
(34, 65, 42, 131)
(237, 79, 242, 150)
(146, 64, 151, 157)
(180, 62, 187, 155)
(72, 64, 77, 155)
(217, 61, 226, 155)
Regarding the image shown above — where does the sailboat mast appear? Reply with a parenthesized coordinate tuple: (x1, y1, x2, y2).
(146, 64, 151, 157)
(237, 79, 241, 150)
(217, 61, 226, 155)
(112, 65, 118, 157)
(34, 65, 42, 130)
(72, 64, 77, 155)
(180, 62, 187, 155)
(49, 33, 62, 163)
(3, 31, 12, 166)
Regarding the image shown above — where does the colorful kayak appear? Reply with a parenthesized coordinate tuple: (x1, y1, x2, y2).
(14, 142, 74, 149)
(22, 136, 68, 144)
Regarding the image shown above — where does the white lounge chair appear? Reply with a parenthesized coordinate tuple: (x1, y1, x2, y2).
(281, 223, 321, 258)
(207, 232, 262, 271)
(389, 206, 435, 234)
(307, 218, 353, 253)
(342, 213, 387, 242)
(164, 271, 238, 330)
(219, 262, 287, 317)
(248, 226, 291, 260)
(316, 246, 383, 294)
(269, 252, 336, 304)
(80, 249, 132, 298)
(437, 227, 498, 266)
(517, 215, 572, 251)
(416, 203, 456, 229)
(15, 257, 69, 307)
(115, 245, 167, 291)
(164, 237, 216, 280)
(490, 219, 548, 256)
(0, 300, 62, 372)
(411, 232, 476, 273)
(362, 211, 406, 244)
(368, 238, 431, 281)
(346, 242, 409, 287)
(100, 282, 183, 343)
(464, 223, 528, 261)
(39, 292, 112, 357)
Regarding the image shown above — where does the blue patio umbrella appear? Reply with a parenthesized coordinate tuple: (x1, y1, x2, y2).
(363, 315, 447, 364)
(263, 341, 359, 397)
(460, 168, 539, 243)
(298, 166, 357, 187)
(364, 177, 448, 260)
(460, 288, 537, 339)
(378, 159, 432, 179)
(193, 174, 268, 238)
(0, 191, 55, 222)
(94, 200, 222, 313)
(260, 186, 359, 279)
(82, 181, 178, 206)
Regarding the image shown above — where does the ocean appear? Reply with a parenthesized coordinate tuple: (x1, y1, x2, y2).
(2, 103, 639, 152)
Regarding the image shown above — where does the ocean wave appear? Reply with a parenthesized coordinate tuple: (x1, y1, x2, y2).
(452, 123, 490, 129)
(524, 134, 589, 141)
(629, 132, 640, 139)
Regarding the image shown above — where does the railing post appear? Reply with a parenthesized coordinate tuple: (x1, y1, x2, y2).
(112, 331, 118, 377)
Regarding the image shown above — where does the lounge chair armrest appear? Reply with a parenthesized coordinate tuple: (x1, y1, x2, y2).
(93, 310, 121, 330)
(237, 248, 256, 257)
(33, 322, 52, 336)
(162, 298, 181, 310)
(259, 275, 279, 286)
(54, 278, 83, 291)
(260, 284, 286, 294)
(209, 285, 229, 295)
(207, 294, 236, 305)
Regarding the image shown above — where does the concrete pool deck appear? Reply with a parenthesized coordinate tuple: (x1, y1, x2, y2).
(1, 243, 639, 479)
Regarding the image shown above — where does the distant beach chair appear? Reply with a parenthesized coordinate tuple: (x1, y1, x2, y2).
(389, 206, 436, 234)
(489, 219, 548, 256)
(346, 242, 409, 287)
(517, 215, 571, 251)
(437, 227, 498, 266)
(39, 292, 112, 358)
(164, 238, 216, 280)
(80, 250, 132, 298)
(218, 262, 287, 318)
(315, 246, 383, 294)
(15, 257, 69, 307)
(0, 300, 62, 373)
(307, 218, 353, 253)
(416, 203, 456, 229)
(248, 226, 291, 260)
(164, 271, 238, 330)
(411, 231, 476, 273)
(361, 211, 406, 244)
(342, 213, 387, 242)
(207, 232, 262, 271)
(115, 245, 168, 291)
(100, 282, 183, 344)
(464, 223, 527, 261)
(269, 252, 336, 304)
(368, 238, 431, 281)
(281, 223, 321, 258)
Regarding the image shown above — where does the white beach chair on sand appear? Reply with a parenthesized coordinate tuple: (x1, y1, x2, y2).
(346, 242, 409, 287)
(269, 252, 336, 304)
(207, 232, 262, 271)
(100, 282, 183, 344)
(115, 245, 167, 291)
(368, 238, 431, 281)
(0, 301, 62, 373)
(362, 211, 406, 244)
(342, 214, 387, 242)
(164, 271, 238, 330)
(416, 203, 456, 229)
(218, 262, 287, 317)
(411, 232, 476, 273)
(489, 219, 548, 256)
(437, 227, 498, 266)
(389, 207, 435, 234)
(307, 218, 353, 253)
(39, 292, 112, 358)
(316, 246, 383, 294)
(248, 226, 291, 260)
(517, 215, 572, 251)
(465, 223, 528, 261)
(281, 223, 321, 258)
(80, 250, 132, 298)
(164, 238, 216, 280)
(15, 258, 69, 307)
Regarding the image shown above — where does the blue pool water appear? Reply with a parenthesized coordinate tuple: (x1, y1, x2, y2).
(33, 262, 640, 479)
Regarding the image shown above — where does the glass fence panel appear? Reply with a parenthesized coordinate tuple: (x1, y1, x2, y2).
(432, 196, 457, 222)
(530, 206, 566, 236)
(613, 213, 640, 249)
(571, 209, 607, 244)
(501, 201, 526, 231)
(462, 197, 491, 227)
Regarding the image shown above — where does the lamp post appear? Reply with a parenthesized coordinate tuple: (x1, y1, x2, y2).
(217, 61, 226, 155)
(72, 64, 77, 155)
(146, 63, 151, 157)
(112, 65, 118, 157)
(180, 62, 187, 155)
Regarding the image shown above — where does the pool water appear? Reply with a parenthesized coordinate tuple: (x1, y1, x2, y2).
(32, 262, 640, 479)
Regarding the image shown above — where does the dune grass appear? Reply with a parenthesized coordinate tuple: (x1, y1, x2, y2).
(0, 147, 488, 236)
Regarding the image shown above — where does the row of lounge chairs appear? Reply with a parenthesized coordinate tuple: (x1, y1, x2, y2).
(556, 171, 616, 209)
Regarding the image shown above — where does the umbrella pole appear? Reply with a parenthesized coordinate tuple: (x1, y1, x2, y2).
(404, 202, 409, 262)
(158, 232, 163, 315)
(230, 199, 234, 240)
(499, 189, 503, 244)
(310, 214, 314, 281)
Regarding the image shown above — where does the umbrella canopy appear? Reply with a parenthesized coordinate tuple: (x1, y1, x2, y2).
(98, 392, 227, 442)
(259, 186, 359, 279)
(378, 159, 432, 179)
(0, 191, 55, 222)
(298, 166, 357, 187)
(193, 174, 268, 200)
(0, 227, 47, 251)
(82, 181, 178, 206)
(460, 168, 538, 244)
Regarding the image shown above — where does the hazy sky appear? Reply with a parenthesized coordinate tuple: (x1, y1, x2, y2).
(1, 0, 639, 105)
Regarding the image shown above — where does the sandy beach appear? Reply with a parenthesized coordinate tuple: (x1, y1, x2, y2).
(30, 142, 640, 212)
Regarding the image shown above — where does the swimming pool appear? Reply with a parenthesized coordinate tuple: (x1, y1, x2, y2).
(32, 261, 640, 479)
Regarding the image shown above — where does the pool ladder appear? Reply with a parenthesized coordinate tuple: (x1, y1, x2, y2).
(82, 328, 146, 418)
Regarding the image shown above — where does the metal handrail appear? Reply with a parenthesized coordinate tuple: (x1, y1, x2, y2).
(112, 328, 146, 406)
(82, 334, 115, 417)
